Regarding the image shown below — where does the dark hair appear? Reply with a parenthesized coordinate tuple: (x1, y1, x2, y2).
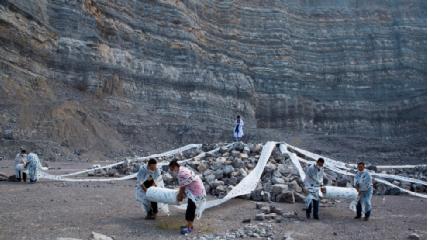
(169, 160, 180, 168)
(357, 161, 365, 166)
(317, 158, 325, 163)
(21, 149, 26, 154)
(237, 115, 240, 118)
(148, 158, 157, 165)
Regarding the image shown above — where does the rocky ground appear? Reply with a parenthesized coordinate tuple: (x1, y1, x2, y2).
(0, 142, 426, 239)
(0, 177, 426, 240)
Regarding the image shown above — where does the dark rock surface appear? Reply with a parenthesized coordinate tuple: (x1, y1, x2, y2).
(0, 0, 426, 164)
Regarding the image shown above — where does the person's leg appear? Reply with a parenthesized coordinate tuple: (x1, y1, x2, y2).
(181, 198, 196, 234)
(15, 167, 21, 182)
(151, 202, 158, 219)
(306, 201, 312, 218)
(363, 192, 372, 220)
(22, 172, 27, 182)
(355, 199, 362, 218)
(313, 199, 319, 219)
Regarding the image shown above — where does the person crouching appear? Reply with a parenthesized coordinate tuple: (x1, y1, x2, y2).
(135, 158, 160, 220)
(169, 160, 206, 235)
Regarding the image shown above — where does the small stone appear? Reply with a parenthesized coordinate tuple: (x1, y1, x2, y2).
(265, 213, 277, 219)
(256, 202, 264, 209)
(91, 231, 113, 240)
(223, 165, 234, 176)
(255, 213, 265, 221)
(277, 191, 295, 203)
(261, 206, 271, 214)
(271, 206, 283, 215)
(242, 218, 251, 223)
(408, 233, 420, 240)
(333, 232, 337, 236)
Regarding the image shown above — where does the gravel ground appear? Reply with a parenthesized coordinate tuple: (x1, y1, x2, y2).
(0, 160, 426, 240)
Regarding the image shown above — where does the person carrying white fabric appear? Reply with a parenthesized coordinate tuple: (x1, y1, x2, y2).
(233, 115, 244, 142)
(353, 161, 373, 221)
(304, 158, 326, 219)
(135, 158, 162, 220)
(169, 160, 206, 235)
(26, 152, 41, 183)
(14, 149, 27, 182)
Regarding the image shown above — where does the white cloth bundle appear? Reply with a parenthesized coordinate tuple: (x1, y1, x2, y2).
(146, 187, 180, 205)
(320, 186, 358, 200)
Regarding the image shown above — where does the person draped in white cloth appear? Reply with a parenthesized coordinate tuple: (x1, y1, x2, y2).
(14, 149, 27, 182)
(135, 158, 166, 220)
(304, 158, 326, 220)
(233, 115, 244, 142)
(169, 160, 206, 235)
(353, 161, 373, 221)
(26, 152, 42, 183)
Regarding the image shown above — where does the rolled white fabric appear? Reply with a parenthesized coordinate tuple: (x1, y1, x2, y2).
(146, 187, 180, 205)
(321, 186, 358, 200)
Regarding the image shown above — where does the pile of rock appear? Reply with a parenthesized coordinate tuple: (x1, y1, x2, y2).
(87, 142, 426, 200)
(254, 202, 298, 223)
(170, 142, 307, 203)
(194, 223, 275, 240)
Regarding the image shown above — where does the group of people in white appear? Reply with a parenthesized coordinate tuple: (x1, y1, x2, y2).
(12, 115, 373, 235)
(304, 158, 373, 221)
(14, 149, 42, 183)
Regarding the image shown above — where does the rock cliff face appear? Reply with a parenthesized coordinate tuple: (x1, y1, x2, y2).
(0, 0, 426, 163)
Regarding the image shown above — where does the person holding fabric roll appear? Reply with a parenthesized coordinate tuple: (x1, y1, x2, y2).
(135, 158, 161, 220)
(169, 160, 206, 235)
(353, 161, 373, 221)
(233, 115, 244, 142)
(14, 149, 27, 182)
(26, 152, 42, 183)
(304, 158, 325, 220)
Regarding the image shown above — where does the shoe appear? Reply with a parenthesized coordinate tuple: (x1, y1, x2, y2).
(180, 227, 193, 235)
(354, 216, 362, 219)
(363, 216, 369, 221)
(313, 216, 319, 220)
(306, 213, 310, 219)
(29, 179, 37, 184)
(145, 214, 155, 220)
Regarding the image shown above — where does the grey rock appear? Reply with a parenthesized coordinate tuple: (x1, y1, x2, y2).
(272, 177, 286, 185)
(272, 184, 289, 194)
(223, 165, 234, 176)
(255, 213, 265, 221)
(288, 180, 302, 193)
(407, 233, 420, 240)
(91, 232, 113, 240)
(277, 191, 295, 203)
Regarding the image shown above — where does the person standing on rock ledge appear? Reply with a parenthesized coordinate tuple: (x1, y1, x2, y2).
(169, 160, 206, 235)
(233, 115, 244, 142)
(135, 158, 161, 220)
(304, 158, 326, 220)
(353, 161, 373, 221)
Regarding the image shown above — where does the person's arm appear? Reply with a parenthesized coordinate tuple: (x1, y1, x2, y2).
(177, 186, 186, 201)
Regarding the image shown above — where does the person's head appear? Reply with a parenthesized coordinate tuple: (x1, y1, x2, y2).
(147, 158, 157, 172)
(168, 160, 180, 175)
(237, 115, 240, 120)
(357, 161, 365, 172)
(316, 158, 325, 168)
(20, 149, 26, 155)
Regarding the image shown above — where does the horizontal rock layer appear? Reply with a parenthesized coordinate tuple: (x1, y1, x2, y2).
(0, 0, 426, 163)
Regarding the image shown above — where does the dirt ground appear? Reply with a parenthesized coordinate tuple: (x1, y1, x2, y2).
(0, 161, 426, 240)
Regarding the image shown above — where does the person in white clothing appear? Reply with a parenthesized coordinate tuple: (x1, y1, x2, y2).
(233, 115, 244, 142)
